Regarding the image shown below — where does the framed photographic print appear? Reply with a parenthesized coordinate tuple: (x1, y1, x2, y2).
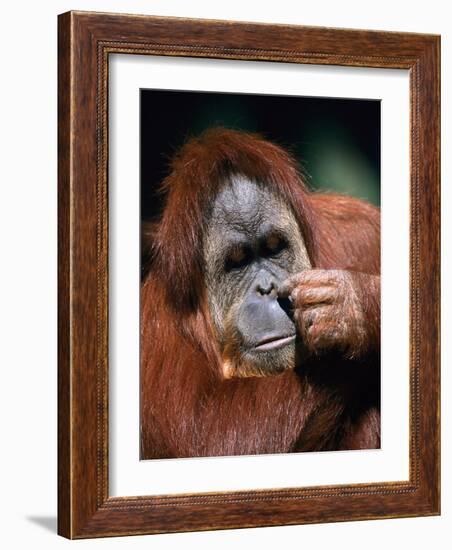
(58, 11, 440, 538)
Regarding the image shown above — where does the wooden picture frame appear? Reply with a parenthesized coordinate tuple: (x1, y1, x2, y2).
(58, 10, 440, 539)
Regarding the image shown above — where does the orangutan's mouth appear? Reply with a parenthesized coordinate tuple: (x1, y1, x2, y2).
(254, 334, 296, 351)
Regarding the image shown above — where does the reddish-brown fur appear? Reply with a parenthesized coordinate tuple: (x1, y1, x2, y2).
(141, 128, 380, 458)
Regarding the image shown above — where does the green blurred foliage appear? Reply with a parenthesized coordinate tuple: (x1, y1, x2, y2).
(292, 122, 380, 206)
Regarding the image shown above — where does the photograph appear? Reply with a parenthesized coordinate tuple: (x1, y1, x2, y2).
(0, 0, 447, 545)
(139, 90, 381, 459)
(54, 9, 440, 538)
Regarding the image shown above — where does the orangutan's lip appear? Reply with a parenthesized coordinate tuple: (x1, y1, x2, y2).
(254, 334, 296, 351)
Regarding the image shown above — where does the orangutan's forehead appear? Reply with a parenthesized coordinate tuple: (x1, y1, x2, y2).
(208, 175, 294, 235)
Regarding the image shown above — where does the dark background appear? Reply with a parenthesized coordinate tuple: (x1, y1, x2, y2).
(140, 90, 380, 222)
